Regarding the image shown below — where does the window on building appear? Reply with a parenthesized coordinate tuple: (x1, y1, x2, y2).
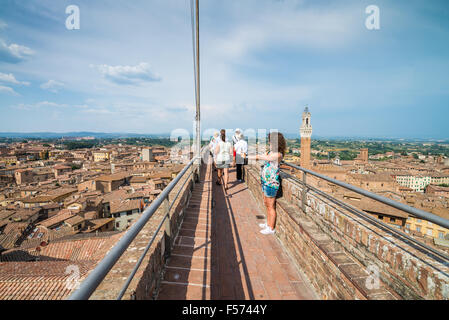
(406, 224, 410, 229)
(390, 218, 396, 223)
(416, 226, 421, 232)
(378, 215, 384, 220)
(439, 232, 445, 239)
(116, 222, 120, 228)
(416, 219, 422, 223)
(427, 229, 433, 237)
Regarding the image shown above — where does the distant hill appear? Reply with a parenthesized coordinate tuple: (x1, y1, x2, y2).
(0, 132, 446, 144)
(0, 132, 171, 139)
(282, 133, 449, 143)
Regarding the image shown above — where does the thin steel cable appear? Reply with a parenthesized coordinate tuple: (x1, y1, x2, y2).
(194, 0, 201, 160)
(190, 0, 201, 160)
(190, 0, 198, 112)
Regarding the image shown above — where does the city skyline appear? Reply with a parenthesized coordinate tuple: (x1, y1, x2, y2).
(0, 0, 449, 138)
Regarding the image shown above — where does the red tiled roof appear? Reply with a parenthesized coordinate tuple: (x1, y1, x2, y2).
(110, 199, 142, 214)
(95, 172, 130, 182)
(65, 215, 85, 226)
(84, 218, 114, 233)
(54, 165, 71, 170)
(0, 261, 96, 300)
(39, 209, 76, 228)
(2, 232, 123, 262)
(129, 176, 148, 183)
(102, 189, 128, 203)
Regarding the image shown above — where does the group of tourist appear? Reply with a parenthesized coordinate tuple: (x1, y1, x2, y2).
(208, 129, 247, 189)
(208, 129, 287, 235)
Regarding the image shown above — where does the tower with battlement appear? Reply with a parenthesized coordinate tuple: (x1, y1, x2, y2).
(300, 106, 312, 169)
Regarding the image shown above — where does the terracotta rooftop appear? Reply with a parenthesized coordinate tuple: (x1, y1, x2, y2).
(110, 199, 142, 214)
(342, 196, 409, 219)
(126, 191, 147, 200)
(65, 215, 85, 226)
(0, 261, 97, 300)
(0, 209, 15, 221)
(95, 172, 130, 182)
(8, 208, 40, 222)
(147, 172, 173, 179)
(1, 232, 123, 263)
(39, 209, 76, 228)
(0, 224, 26, 250)
(102, 189, 129, 204)
(84, 218, 114, 233)
(45, 187, 77, 196)
(427, 185, 449, 192)
(41, 203, 61, 210)
(54, 165, 72, 170)
(129, 176, 148, 183)
(349, 173, 395, 182)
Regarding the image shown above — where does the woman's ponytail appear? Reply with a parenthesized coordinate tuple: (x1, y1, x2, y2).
(220, 129, 226, 142)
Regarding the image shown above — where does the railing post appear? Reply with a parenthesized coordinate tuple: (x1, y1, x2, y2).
(302, 171, 307, 213)
(163, 197, 171, 259)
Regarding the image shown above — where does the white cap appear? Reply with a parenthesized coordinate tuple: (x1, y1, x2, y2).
(235, 128, 242, 133)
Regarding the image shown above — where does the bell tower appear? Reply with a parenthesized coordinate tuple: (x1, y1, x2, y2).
(300, 106, 312, 169)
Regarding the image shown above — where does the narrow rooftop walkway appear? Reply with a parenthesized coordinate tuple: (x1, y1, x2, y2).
(156, 160, 317, 300)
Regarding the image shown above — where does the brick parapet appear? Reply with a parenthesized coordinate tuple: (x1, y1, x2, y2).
(245, 166, 449, 300)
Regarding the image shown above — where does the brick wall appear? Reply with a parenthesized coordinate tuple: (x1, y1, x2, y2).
(90, 165, 198, 300)
(245, 166, 449, 300)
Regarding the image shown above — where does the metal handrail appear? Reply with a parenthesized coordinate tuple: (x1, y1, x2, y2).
(68, 156, 199, 300)
(281, 170, 449, 263)
(282, 161, 449, 230)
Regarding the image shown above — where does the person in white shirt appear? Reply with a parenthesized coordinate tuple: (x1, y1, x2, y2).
(209, 131, 219, 168)
(214, 129, 233, 190)
(234, 132, 248, 182)
(232, 128, 242, 145)
(232, 129, 241, 167)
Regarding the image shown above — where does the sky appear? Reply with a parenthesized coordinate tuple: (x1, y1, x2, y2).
(0, 0, 448, 139)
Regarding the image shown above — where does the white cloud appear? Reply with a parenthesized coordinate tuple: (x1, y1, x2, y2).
(12, 101, 68, 110)
(40, 80, 65, 93)
(0, 72, 30, 86)
(91, 62, 162, 85)
(37, 101, 67, 108)
(0, 85, 18, 96)
(0, 39, 34, 63)
(81, 108, 114, 115)
(207, 1, 361, 61)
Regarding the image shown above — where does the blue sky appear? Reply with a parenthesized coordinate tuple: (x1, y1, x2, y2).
(0, 0, 448, 138)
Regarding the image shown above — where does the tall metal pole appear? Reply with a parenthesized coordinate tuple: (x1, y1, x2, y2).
(195, 0, 201, 164)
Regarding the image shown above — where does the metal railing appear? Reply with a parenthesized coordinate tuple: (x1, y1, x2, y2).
(281, 161, 449, 262)
(68, 156, 200, 300)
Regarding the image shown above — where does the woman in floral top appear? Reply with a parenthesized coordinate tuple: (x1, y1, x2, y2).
(248, 132, 286, 235)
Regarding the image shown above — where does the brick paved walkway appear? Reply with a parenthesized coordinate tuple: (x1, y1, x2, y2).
(157, 161, 317, 300)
